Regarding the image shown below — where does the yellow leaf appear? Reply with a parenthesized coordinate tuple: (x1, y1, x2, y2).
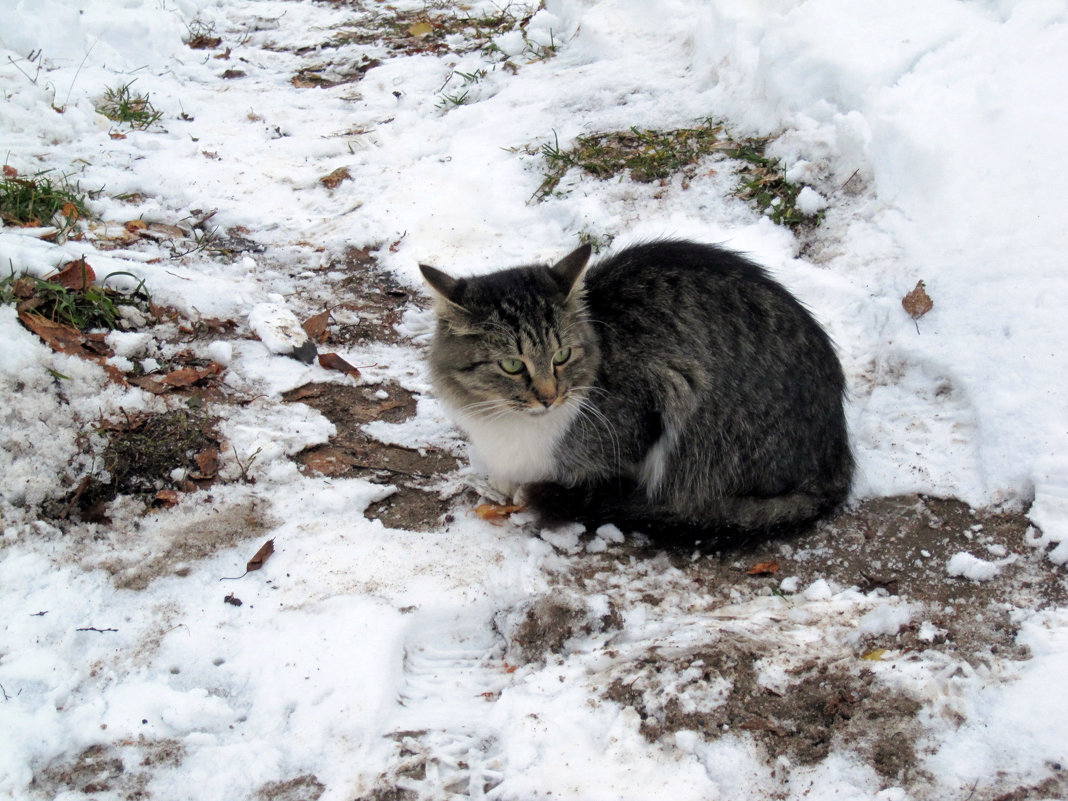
(861, 648, 887, 661)
(407, 21, 433, 38)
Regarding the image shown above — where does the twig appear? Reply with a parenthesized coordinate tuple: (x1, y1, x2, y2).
(59, 42, 96, 111)
(76, 626, 118, 633)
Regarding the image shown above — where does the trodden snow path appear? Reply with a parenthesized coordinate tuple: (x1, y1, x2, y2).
(2, 0, 1068, 799)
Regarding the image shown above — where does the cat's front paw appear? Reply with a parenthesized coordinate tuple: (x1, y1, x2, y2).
(488, 475, 521, 503)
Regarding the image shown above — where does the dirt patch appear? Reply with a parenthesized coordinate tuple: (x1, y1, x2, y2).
(256, 774, 325, 801)
(64, 408, 222, 523)
(502, 594, 624, 664)
(96, 496, 272, 590)
(283, 382, 461, 531)
(324, 245, 420, 346)
(604, 644, 923, 781)
(31, 739, 184, 799)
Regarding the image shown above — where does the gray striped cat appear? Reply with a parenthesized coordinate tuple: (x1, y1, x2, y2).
(420, 240, 852, 542)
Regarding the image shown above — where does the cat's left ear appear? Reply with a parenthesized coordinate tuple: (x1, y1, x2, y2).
(419, 264, 465, 308)
(549, 244, 592, 297)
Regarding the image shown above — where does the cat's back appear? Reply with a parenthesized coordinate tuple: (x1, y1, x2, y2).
(585, 240, 789, 310)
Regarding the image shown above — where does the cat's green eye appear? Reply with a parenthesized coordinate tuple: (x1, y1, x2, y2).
(552, 347, 572, 366)
(498, 357, 525, 375)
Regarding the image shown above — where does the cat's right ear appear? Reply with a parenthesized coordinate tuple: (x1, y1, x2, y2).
(549, 243, 592, 296)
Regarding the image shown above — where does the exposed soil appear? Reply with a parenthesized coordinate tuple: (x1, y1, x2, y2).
(283, 381, 463, 531)
(31, 739, 184, 799)
(321, 245, 420, 347)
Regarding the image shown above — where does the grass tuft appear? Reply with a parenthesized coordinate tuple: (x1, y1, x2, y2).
(97, 82, 163, 129)
(1, 268, 151, 331)
(0, 170, 91, 236)
(534, 120, 821, 230)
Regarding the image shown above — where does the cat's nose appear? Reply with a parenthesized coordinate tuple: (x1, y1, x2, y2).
(531, 376, 558, 407)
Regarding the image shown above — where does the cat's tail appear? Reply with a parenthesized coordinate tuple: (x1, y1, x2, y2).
(523, 460, 851, 547)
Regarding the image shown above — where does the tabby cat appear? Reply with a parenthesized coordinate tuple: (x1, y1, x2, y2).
(420, 240, 852, 542)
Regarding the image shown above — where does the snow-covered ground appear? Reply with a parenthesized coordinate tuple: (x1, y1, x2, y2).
(2, 1, 1067, 799)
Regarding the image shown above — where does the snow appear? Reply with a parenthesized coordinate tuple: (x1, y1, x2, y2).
(3, 0, 1068, 799)
(946, 551, 1014, 582)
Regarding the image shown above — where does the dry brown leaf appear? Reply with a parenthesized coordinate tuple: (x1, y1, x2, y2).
(281, 382, 327, 402)
(2, 165, 17, 179)
(318, 352, 360, 378)
(320, 167, 351, 189)
(124, 219, 148, 234)
(194, 447, 219, 478)
(50, 259, 95, 290)
(161, 363, 222, 387)
(746, 560, 780, 576)
(60, 201, 81, 221)
(154, 489, 180, 507)
(18, 311, 88, 355)
(475, 503, 524, 523)
(902, 280, 933, 319)
(187, 34, 222, 50)
(109, 132, 127, 140)
(246, 538, 275, 572)
(128, 375, 171, 394)
(302, 309, 331, 342)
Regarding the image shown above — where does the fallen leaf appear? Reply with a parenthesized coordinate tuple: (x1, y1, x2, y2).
(407, 21, 433, 38)
(747, 561, 780, 576)
(224, 592, 243, 606)
(902, 280, 933, 319)
(18, 311, 88, 355)
(2, 165, 17, 178)
(109, 132, 127, 140)
(281, 382, 327, 402)
(302, 309, 331, 342)
(51, 259, 96, 290)
(861, 648, 888, 662)
(318, 352, 360, 378)
(193, 447, 219, 478)
(475, 503, 524, 523)
(154, 489, 180, 507)
(161, 363, 222, 387)
(320, 167, 351, 189)
(221, 69, 246, 79)
(187, 34, 222, 50)
(124, 219, 148, 234)
(246, 538, 275, 572)
(60, 201, 81, 221)
(147, 222, 186, 239)
(128, 375, 171, 394)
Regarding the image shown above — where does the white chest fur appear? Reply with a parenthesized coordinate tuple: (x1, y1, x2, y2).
(450, 401, 579, 490)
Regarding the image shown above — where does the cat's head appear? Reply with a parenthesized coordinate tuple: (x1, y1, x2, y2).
(420, 244, 599, 419)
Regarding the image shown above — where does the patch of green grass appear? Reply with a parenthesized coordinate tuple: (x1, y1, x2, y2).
(97, 82, 163, 129)
(1, 268, 151, 331)
(331, 1, 548, 59)
(0, 170, 91, 236)
(534, 120, 821, 230)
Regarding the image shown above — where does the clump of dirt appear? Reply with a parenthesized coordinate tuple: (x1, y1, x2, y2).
(500, 594, 624, 664)
(283, 381, 462, 531)
(66, 408, 222, 522)
(256, 774, 325, 801)
(31, 739, 184, 799)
